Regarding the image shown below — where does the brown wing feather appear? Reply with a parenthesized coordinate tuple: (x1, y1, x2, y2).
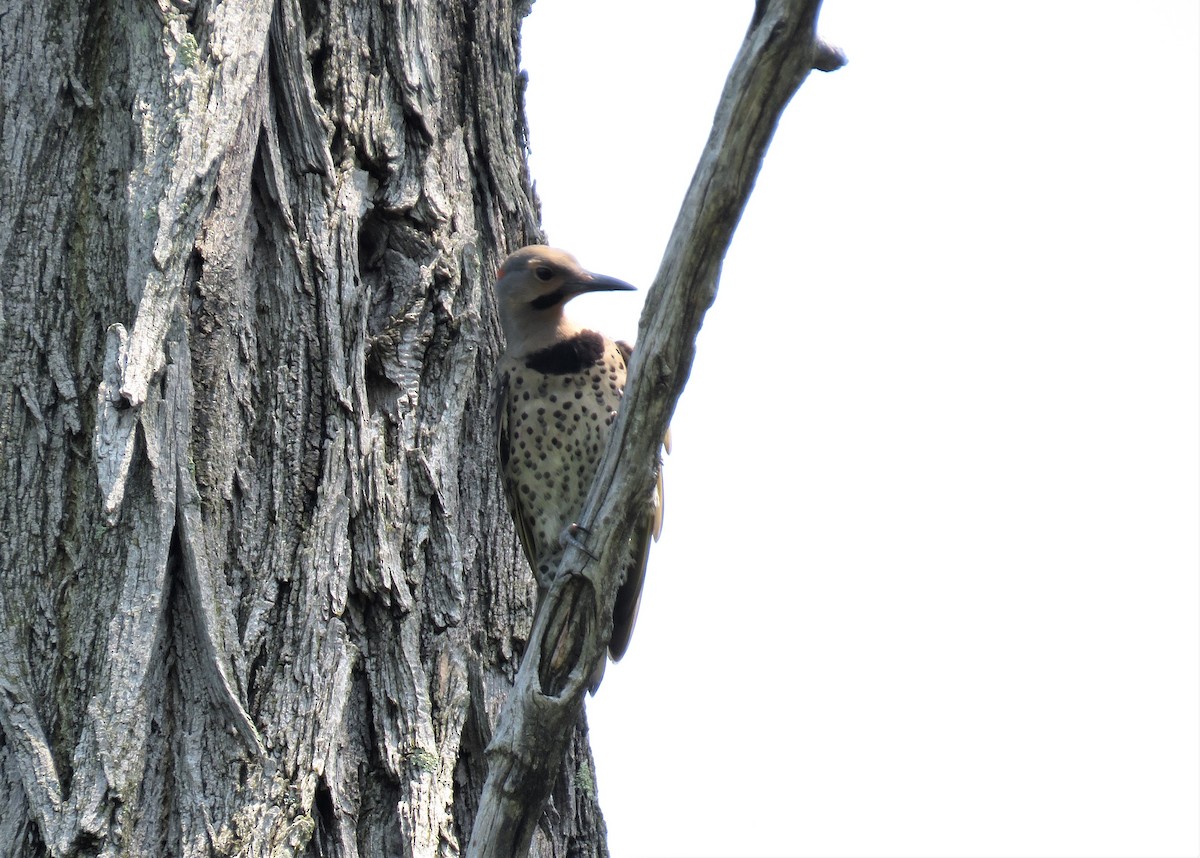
(494, 367, 539, 576)
(609, 341, 668, 661)
(608, 467, 663, 660)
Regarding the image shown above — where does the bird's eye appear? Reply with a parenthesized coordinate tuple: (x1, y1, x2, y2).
(534, 266, 554, 282)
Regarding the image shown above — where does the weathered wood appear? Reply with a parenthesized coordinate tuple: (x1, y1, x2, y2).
(467, 1, 845, 855)
(0, 0, 607, 855)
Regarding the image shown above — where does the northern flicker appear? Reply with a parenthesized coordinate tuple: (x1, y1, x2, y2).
(492, 245, 664, 679)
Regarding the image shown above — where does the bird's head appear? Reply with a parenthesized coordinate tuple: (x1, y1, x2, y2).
(494, 245, 635, 354)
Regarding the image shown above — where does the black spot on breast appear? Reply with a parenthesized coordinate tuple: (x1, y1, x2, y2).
(525, 331, 606, 375)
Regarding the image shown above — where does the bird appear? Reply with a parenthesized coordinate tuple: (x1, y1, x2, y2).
(492, 245, 665, 686)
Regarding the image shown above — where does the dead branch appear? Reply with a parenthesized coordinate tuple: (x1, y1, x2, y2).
(468, 1, 845, 854)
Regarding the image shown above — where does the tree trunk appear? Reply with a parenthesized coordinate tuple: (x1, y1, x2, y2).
(0, 0, 606, 855)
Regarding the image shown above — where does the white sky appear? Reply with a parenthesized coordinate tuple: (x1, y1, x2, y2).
(520, 2, 1200, 856)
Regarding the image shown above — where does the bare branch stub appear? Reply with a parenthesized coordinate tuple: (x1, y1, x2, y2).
(815, 40, 848, 72)
(468, 1, 845, 855)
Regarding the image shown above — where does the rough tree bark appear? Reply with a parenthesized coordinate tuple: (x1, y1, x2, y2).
(1, 0, 607, 855)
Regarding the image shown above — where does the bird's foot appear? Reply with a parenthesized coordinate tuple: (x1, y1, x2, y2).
(559, 523, 598, 561)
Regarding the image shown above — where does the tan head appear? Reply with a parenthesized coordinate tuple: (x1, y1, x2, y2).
(494, 245, 635, 355)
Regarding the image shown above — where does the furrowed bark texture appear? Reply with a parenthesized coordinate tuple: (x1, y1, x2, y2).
(0, 0, 606, 855)
(467, 2, 845, 855)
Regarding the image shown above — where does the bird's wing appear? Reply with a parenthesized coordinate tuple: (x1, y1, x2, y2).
(608, 341, 668, 661)
(494, 366, 539, 575)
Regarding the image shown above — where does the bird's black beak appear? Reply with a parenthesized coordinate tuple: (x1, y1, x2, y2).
(568, 272, 637, 296)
